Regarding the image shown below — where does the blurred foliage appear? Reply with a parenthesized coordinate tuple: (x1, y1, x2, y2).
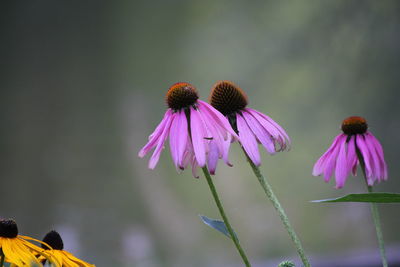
(1, 1, 400, 266)
(278, 261, 295, 267)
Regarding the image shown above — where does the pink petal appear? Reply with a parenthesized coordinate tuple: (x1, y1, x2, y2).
(334, 138, 349, 189)
(190, 107, 207, 167)
(312, 134, 343, 176)
(169, 110, 188, 169)
(364, 134, 381, 181)
(191, 155, 199, 178)
(168, 113, 179, 167)
(367, 132, 388, 180)
(177, 112, 189, 168)
(352, 162, 358, 176)
(197, 100, 239, 139)
(242, 110, 276, 154)
(245, 108, 291, 147)
(222, 133, 233, 166)
(237, 113, 261, 166)
(180, 137, 199, 178)
(356, 135, 373, 179)
(323, 135, 346, 182)
(346, 136, 358, 176)
(207, 141, 219, 175)
(148, 112, 174, 169)
(182, 137, 194, 169)
(139, 109, 173, 157)
(197, 104, 225, 156)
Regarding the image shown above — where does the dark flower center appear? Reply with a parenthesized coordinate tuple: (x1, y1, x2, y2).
(42, 230, 64, 250)
(0, 219, 18, 238)
(166, 82, 199, 111)
(209, 81, 248, 116)
(341, 116, 368, 135)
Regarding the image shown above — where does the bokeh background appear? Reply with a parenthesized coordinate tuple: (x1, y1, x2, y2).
(1, 1, 400, 266)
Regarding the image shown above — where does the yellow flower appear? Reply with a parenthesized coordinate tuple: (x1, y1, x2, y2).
(40, 231, 95, 267)
(0, 219, 56, 267)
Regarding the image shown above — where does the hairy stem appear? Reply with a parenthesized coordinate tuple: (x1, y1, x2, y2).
(202, 167, 251, 267)
(246, 156, 311, 267)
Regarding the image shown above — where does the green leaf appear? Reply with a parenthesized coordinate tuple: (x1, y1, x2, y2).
(199, 215, 237, 239)
(311, 193, 400, 203)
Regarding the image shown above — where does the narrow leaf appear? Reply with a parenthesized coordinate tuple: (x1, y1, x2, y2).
(312, 193, 400, 203)
(199, 215, 236, 239)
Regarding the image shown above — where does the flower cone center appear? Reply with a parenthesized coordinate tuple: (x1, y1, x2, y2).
(341, 116, 368, 135)
(209, 80, 248, 116)
(166, 82, 198, 111)
(0, 219, 18, 238)
(42, 230, 64, 250)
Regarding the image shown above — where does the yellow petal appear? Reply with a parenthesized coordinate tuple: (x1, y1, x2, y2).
(2, 238, 38, 266)
(19, 236, 52, 250)
(13, 239, 42, 266)
(61, 251, 95, 267)
(1, 238, 25, 266)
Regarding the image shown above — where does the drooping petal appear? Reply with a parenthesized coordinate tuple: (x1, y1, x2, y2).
(1, 238, 43, 266)
(352, 161, 358, 176)
(367, 132, 388, 180)
(169, 113, 179, 167)
(237, 113, 261, 166)
(180, 137, 201, 178)
(169, 110, 188, 169)
(1, 239, 24, 266)
(313, 134, 344, 176)
(191, 155, 199, 178)
(323, 134, 346, 182)
(148, 112, 174, 169)
(13, 241, 38, 266)
(346, 135, 357, 176)
(364, 134, 382, 181)
(197, 100, 239, 139)
(182, 137, 193, 169)
(190, 107, 207, 167)
(48, 251, 65, 267)
(222, 133, 233, 166)
(335, 138, 349, 189)
(47, 251, 64, 267)
(200, 107, 234, 168)
(242, 109, 276, 154)
(207, 141, 219, 175)
(61, 250, 95, 267)
(245, 108, 290, 151)
(139, 109, 173, 157)
(197, 105, 223, 148)
(197, 101, 239, 171)
(19, 236, 60, 266)
(197, 103, 225, 156)
(356, 134, 373, 181)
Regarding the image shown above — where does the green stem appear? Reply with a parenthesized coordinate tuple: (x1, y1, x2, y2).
(201, 167, 251, 267)
(356, 149, 388, 267)
(367, 186, 388, 267)
(0, 248, 4, 267)
(246, 156, 311, 267)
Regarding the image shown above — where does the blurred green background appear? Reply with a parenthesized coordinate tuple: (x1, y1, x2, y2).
(1, 1, 400, 266)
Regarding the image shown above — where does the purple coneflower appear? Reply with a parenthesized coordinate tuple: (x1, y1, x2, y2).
(209, 81, 310, 266)
(313, 116, 388, 188)
(139, 82, 251, 265)
(139, 82, 238, 176)
(209, 80, 290, 166)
